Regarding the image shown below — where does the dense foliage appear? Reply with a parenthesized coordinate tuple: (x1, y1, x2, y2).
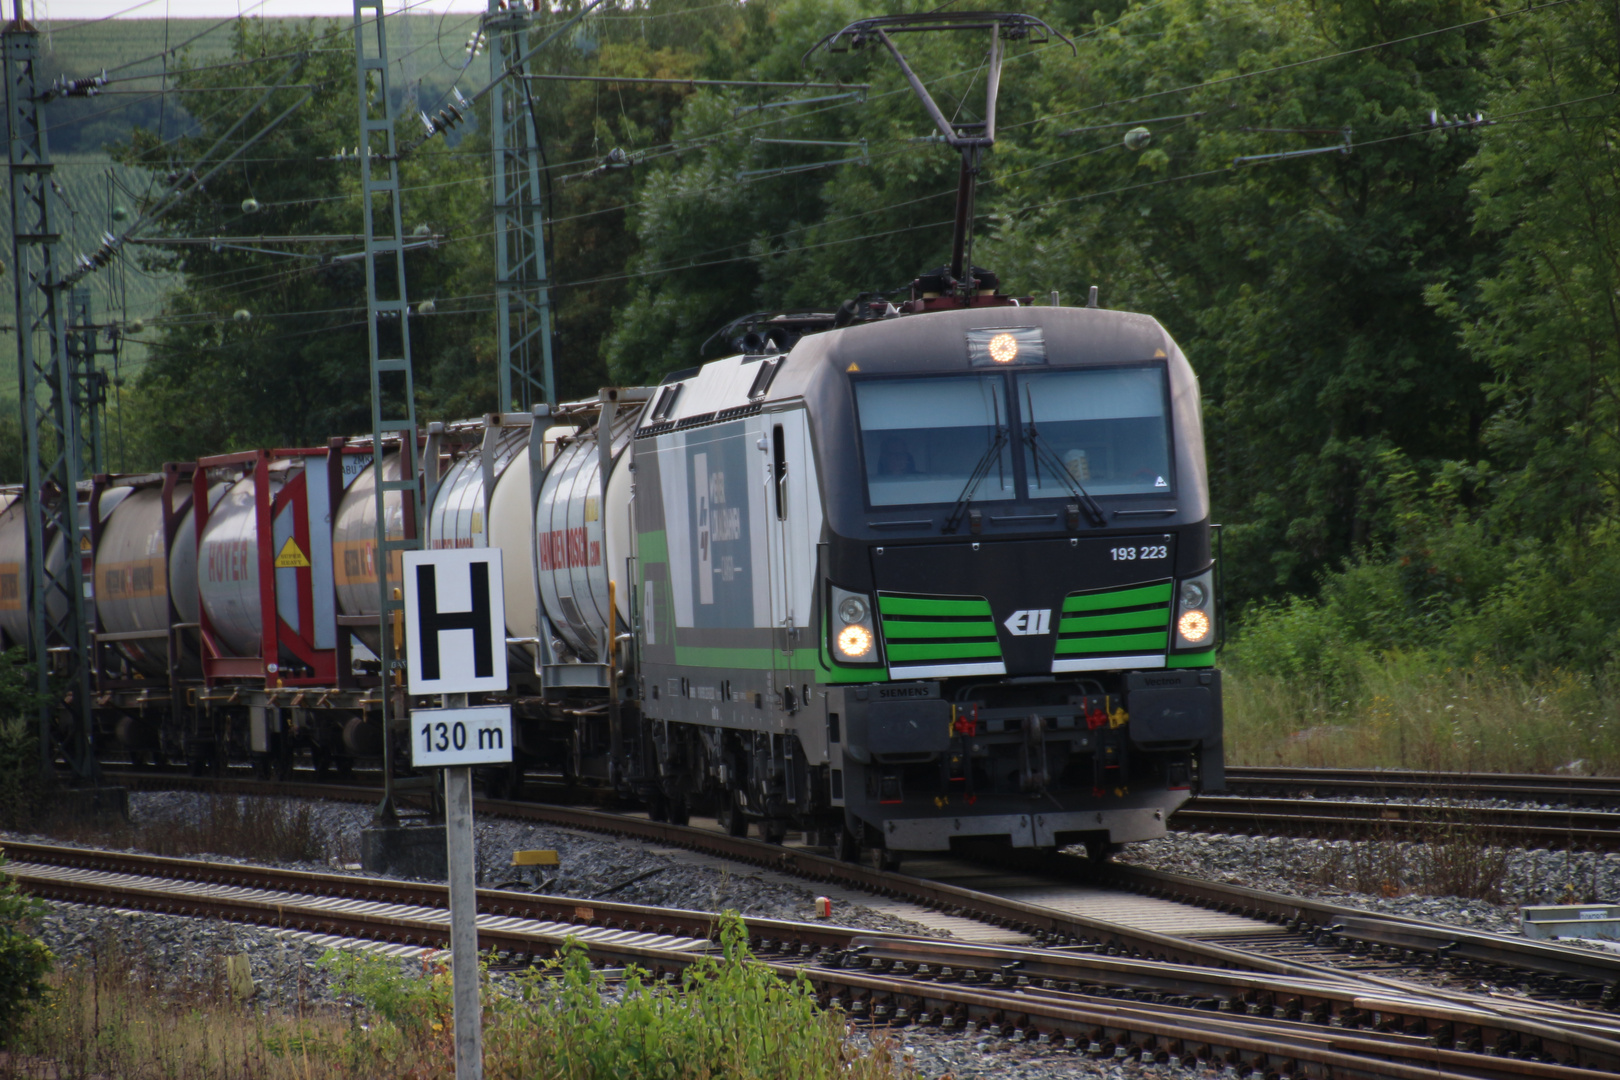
(43, 0, 1620, 688)
(0, 860, 52, 1043)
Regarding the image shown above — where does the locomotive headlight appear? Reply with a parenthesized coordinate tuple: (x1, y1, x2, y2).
(830, 584, 882, 664)
(837, 623, 875, 659)
(987, 332, 1019, 363)
(1173, 568, 1216, 650)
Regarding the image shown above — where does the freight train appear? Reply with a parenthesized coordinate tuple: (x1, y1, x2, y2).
(0, 280, 1224, 866)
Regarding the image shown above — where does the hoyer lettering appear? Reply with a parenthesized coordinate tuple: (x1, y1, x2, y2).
(206, 539, 256, 582)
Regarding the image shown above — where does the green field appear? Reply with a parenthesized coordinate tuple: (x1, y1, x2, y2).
(0, 14, 482, 407)
(43, 15, 483, 157)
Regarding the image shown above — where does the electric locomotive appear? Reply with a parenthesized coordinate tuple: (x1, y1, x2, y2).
(629, 288, 1224, 863)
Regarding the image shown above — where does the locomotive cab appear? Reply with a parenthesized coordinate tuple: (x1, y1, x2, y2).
(632, 302, 1223, 859)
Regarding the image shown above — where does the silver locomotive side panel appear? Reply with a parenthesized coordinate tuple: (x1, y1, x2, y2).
(635, 401, 827, 746)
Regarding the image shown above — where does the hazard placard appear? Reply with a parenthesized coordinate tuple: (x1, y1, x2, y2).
(274, 537, 310, 569)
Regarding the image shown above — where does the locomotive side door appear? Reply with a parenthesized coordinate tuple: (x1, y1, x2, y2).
(765, 409, 820, 711)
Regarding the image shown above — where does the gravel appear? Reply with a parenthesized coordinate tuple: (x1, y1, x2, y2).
(1119, 830, 1620, 935)
(6, 791, 936, 936)
(32, 903, 347, 1010)
(849, 1027, 1201, 1080)
(19, 792, 1620, 1079)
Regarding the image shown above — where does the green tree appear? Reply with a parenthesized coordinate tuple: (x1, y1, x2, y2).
(602, 0, 986, 383)
(989, 0, 1501, 606)
(1432, 0, 1620, 538)
(113, 18, 497, 465)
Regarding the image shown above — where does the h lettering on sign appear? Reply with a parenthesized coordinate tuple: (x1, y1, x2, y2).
(402, 549, 508, 695)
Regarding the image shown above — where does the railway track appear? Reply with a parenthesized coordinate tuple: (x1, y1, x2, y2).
(99, 761, 1620, 850)
(90, 772, 1620, 996)
(12, 840, 1620, 1080)
(1172, 794, 1620, 849)
(1223, 767, 1620, 808)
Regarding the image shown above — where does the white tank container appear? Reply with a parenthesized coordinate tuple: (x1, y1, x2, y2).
(426, 427, 538, 649)
(332, 452, 406, 651)
(0, 497, 73, 652)
(95, 488, 172, 675)
(92, 483, 217, 676)
(197, 472, 284, 657)
(534, 409, 639, 662)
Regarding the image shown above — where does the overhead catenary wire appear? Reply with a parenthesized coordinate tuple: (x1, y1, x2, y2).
(57, 8, 1328, 318)
(57, 57, 316, 290)
(128, 84, 1615, 345)
(72, 0, 1595, 350)
(523, 73, 869, 90)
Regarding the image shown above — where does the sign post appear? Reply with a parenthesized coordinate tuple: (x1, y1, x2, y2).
(403, 548, 510, 1080)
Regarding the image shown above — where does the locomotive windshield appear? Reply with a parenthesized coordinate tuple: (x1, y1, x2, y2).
(1019, 366, 1172, 496)
(856, 375, 1014, 507)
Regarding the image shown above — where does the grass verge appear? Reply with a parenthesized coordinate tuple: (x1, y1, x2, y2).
(2, 914, 910, 1080)
(1225, 656, 1620, 773)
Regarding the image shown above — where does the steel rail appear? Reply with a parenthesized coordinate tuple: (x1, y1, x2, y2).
(1173, 796, 1620, 850)
(89, 773, 1310, 973)
(16, 839, 1606, 1053)
(18, 836, 1620, 1069)
(0, 841, 860, 953)
(830, 935, 1620, 1073)
(1223, 767, 1620, 807)
(90, 772, 1620, 994)
(1099, 860, 1620, 993)
(7, 846, 1615, 1080)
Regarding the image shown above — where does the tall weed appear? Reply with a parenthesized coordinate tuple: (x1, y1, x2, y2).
(46, 793, 330, 865)
(1226, 660, 1620, 772)
(1305, 825, 1511, 901)
(328, 912, 907, 1080)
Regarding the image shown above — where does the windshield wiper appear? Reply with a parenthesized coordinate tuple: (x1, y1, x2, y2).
(943, 426, 1008, 534)
(1025, 426, 1106, 527)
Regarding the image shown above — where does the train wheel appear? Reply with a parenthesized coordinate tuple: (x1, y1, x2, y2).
(484, 763, 523, 801)
(758, 820, 787, 845)
(717, 793, 749, 837)
(833, 828, 861, 863)
(871, 848, 902, 873)
(1085, 838, 1116, 865)
(647, 792, 670, 823)
(667, 795, 691, 827)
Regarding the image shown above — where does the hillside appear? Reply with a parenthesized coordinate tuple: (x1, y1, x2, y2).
(0, 14, 484, 453)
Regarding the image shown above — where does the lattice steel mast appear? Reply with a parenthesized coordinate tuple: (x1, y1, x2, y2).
(354, 0, 423, 823)
(66, 287, 111, 477)
(486, 0, 555, 412)
(4, 3, 96, 780)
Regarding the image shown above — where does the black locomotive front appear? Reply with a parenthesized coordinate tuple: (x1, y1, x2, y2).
(792, 304, 1224, 856)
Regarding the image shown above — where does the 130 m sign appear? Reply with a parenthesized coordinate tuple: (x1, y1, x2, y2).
(410, 705, 514, 767)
